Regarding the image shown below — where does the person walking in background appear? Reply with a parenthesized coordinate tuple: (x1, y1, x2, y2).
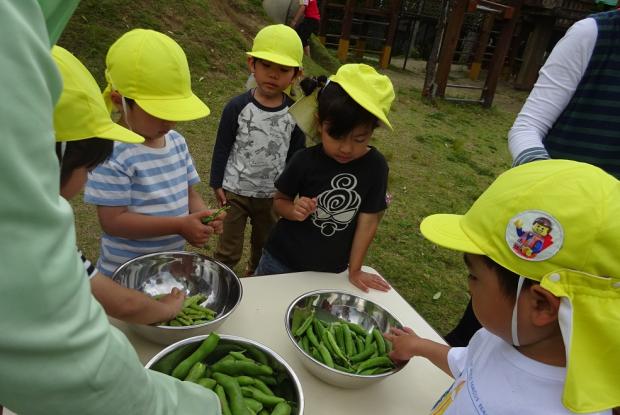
(254, 64, 394, 293)
(85, 29, 224, 278)
(209, 24, 305, 277)
(290, 0, 321, 56)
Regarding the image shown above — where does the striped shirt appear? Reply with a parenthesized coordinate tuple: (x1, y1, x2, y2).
(78, 248, 97, 279)
(84, 130, 200, 276)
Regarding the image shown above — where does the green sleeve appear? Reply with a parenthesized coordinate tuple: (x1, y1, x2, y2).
(0, 2, 221, 414)
(35, 0, 81, 45)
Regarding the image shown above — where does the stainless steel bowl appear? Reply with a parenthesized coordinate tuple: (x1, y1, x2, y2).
(146, 334, 304, 414)
(112, 251, 242, 345)
(285, 289, 406, 389)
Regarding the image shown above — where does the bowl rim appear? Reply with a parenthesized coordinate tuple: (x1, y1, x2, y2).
(145, 333, 305, 414)
(284, 289, 406, 379)
(111, 250, 243, 330)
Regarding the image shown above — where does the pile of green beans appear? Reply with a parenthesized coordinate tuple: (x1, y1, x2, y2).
(291, 309, 395, 376)
(159, 294, 217, 326)
(152, 333, 296, 415)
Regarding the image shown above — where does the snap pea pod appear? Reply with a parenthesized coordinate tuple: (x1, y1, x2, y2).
(215, 384, 232, 415)
(197, 377, 217, 389)
(333, 324, 345, 350)
(350, 343, 377, 363)
(312, 316, 326, 340)
(317, 342, 334, 368)
(355, 356, 394, 374)
(172, 332, 220, 379)
(244, 398, 263, 414)
(300, 336, 309, 354)
(240, 386, 285, 407)
(270, 402, 292, 415)
(290, 308, 305, 334)
(213, 373, 251, 415)
(354, 336, 365, 354)
(294, 311, 314, 336)
(325, 329, 348, 364)
(305, 325, 320, 349)
(212, 359, 273, 377)
(201, 205, 230, 224)
(184, 361, 206, 382)
(342, 324, 355, 356)
(372, 328, 386, 355)
(346, 321, 370, 336)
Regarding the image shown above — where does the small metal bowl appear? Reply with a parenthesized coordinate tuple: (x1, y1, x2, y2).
(112, 251, 242, 345)
(285, 289, 406, 389)
(146, 334, 304, 414)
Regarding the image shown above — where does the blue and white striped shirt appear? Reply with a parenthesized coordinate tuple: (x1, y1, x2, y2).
(84, 130, 200, 276)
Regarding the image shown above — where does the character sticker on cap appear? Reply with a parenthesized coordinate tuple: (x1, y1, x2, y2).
(505, 210, 564, 262)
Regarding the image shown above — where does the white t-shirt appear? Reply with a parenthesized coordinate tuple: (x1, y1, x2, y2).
(429, 329, 611, 415)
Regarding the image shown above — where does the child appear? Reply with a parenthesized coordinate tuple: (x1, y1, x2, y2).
(52, 45, 189, 325)
(385, 160, 620, 414)
(209, 24, 305, 276)
(254, 63, 394, 293)
(85, 29, 222, 277)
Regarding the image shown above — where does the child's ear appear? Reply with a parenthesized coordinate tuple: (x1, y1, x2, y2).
(247, 57, 255, 74)
(110, 90, 123, 111)
(527, 285, 561, 327)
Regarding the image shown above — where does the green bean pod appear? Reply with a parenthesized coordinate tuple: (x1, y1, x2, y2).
(240, 386, 285, 407)
(184, 361, 206, 382)
(172, 332, 220, 379)
(270, 402, 292, 415)
(213, 373, 251, 415)
(215, 384, 232, 415)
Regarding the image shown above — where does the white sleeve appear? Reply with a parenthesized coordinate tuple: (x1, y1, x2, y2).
(447, 346, 468, 378)
(508, 17, 597, 166)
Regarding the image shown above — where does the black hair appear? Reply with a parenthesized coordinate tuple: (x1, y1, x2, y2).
(250, 58, 301, 75)
(300, 75, 379, 139)
(55, 138, 114, 186)
(480, 256, 537, 299)
(123, 97, 136, 107)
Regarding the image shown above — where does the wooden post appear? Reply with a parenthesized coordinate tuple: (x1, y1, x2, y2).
(318, 0, 329, 44)
(469, 13, 495, 80)
(434, 0, 470, 97)
(423, 0, 450, 98)
(514, 15, 555, 90)
(482, 1, 522, 107)
(379, 0, 403, 69)
(355, 0, 374, 60)
(338, 0, 355, 62)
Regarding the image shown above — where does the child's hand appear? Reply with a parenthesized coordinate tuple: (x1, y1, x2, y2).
(181, 211, 216, 247)
(384, 326, 422, 364)
(213, 188, 227, 207)
(292, 196, 317, 221)
(348, 269, 391, 293)
(158, 287, 186, 320)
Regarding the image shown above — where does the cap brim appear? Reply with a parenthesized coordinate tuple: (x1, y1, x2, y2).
(420, 214, 485, 255)
(97, 122, 144, 144)
(246, 52, 301, 68)
(137, 93, 210, 122)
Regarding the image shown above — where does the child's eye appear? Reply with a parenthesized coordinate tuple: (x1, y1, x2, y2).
(467, 273, 477, 281)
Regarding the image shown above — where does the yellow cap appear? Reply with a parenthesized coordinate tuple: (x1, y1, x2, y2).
(421, 159, 620, 412)
(103, 29, 210, 121)
(52, 46, 143, 144)
(329, 64, 395, 130)
(246, 24, 303, 68)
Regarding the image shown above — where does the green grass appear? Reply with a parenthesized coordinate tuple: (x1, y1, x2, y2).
(62, 0, 524, 336)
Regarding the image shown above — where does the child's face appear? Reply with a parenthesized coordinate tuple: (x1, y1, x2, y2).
(464, 253, 516, 343)
(124, 101, 176, 141)
(319, 122, 373, 164)
(249, 58, 297, 99)
(60, 166, 88, 200)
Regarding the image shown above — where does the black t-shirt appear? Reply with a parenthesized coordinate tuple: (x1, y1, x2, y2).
(265, 144, 388, 273)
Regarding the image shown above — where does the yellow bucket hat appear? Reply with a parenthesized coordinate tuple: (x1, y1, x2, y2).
(420, 159, 620, 413)
(246, 24, 303, 68)
(52, 46, 143, 143)
(329, 64, 394, 130)
(103, 29, 210, 121)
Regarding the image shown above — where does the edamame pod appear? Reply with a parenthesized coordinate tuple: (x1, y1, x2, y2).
(213, 373, 251, 415)
(172, 332, 220, 379)
(184, 361, 206, 382)
(215, 384, 232, 415)
(240, 386, 285, 407)
(212, 359, 274, 377)
(197, 377, 217, 389)
(270, 402, 292, 415)
(244, 398, 263, 413)
(252, 378, 274, 396)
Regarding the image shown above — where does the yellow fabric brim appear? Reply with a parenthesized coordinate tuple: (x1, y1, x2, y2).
(96, 122, 144, 143)
(246, 51, 301, 68)
(137, 93, 210, 122)
(420, 214, 485, 255)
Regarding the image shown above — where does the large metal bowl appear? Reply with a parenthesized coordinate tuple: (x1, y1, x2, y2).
(285, 289, 406, 389)
(112, 251, 242, 345)
(146, 334, 304, 414)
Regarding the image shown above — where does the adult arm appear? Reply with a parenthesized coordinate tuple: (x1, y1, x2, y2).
(347, 212, 391, 292)
(508, 17, 597, 166)
(0, 2, 220, 414)
(90, 273, 184, 325)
